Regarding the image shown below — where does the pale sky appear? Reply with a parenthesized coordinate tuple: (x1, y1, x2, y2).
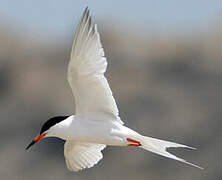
(1, 0, 222, 38)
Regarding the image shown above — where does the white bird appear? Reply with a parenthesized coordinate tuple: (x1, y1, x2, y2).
(26, 7, 202, 171)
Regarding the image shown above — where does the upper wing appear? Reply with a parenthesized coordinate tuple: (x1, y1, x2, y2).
(64, 140, 106, 171)
(67, 8, 123, 124)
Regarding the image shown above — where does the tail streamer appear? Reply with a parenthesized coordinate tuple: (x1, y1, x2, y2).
(138, 136, 203, 169)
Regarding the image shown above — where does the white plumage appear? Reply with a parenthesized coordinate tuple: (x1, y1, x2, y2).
(27, 7, 202, 172)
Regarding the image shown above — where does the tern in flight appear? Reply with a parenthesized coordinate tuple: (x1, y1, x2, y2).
(26, 7, 202, 171)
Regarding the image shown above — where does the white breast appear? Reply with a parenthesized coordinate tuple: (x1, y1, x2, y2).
(52, 115, 129, 146)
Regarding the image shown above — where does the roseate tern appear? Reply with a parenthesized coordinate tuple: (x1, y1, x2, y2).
(26, 7, 202, 171)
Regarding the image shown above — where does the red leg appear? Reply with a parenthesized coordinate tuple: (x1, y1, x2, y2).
(127, 138, 141, 146)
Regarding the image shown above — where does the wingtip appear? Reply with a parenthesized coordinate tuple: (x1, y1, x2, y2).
(84, 6, 89, 13)
(82, 7, 90, 19)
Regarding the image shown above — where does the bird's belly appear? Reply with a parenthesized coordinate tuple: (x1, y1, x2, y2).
(67, 120, 127, 146)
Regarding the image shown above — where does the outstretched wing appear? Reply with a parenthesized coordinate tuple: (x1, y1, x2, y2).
(64, 140, 106, 171)
(67, 8, 123, 124)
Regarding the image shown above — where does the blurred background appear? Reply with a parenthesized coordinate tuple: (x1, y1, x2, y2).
(1, 0, 222, 180)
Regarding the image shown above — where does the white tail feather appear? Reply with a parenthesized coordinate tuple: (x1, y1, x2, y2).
(139, 136, 203, 169)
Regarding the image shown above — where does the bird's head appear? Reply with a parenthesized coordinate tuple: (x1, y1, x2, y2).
(25, 116, 69, 150)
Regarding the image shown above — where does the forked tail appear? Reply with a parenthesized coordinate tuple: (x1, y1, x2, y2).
(137, 136, 203, 169)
